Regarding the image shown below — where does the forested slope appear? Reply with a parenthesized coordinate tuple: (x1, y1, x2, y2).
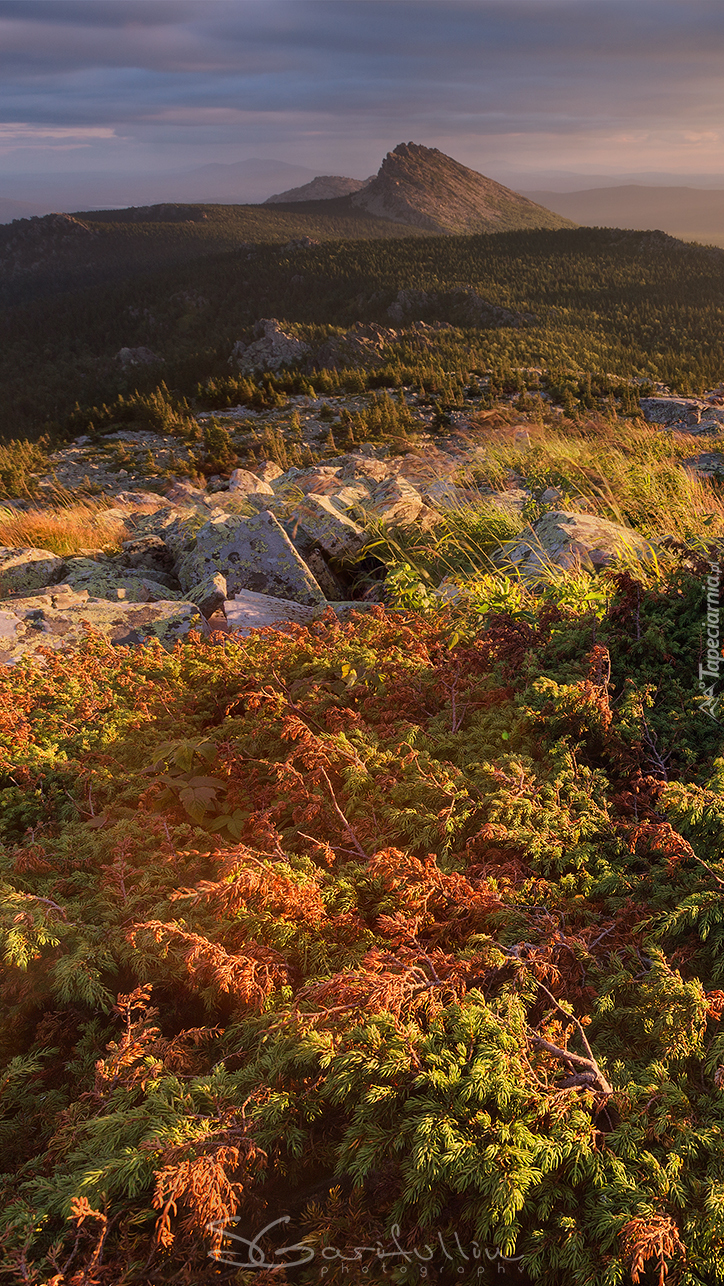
(1, 224, 723, 441)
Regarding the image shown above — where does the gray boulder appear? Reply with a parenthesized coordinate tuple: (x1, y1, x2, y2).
(224, 589, 380, 636)
(498, 510, 656, 576)
(177, 509, 326, 605)
(256, 460, 285, 482)
(291, 494, 368, 559)
(120, 534, 175, 578)
(186, 573, 228, 619)
(228, 468, 274, 496)
(60, 558, 180, 603)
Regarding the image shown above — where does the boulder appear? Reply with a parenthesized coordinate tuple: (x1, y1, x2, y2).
(361, 476, 441, 531)
(229, 319, 310, 374)
(0, 591, 208, 666)
(291, 494, 369, 559)
(224, 588, 318, 634)
(186, 572, 228, 619)
(498, 510, 656, 576)
(134, 507, 211, 562)
(164, 480, 209, 505)
(228, 468, 274, 496)
(256, 460, 285, 482)
(0, 547, 66, 597)
(112, 490, 168, 512)
(177, 509, 326, 605)
(339, 454, 394, 484)
(120, 534, 175, 577)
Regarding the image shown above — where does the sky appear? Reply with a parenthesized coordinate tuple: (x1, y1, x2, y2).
(1, 0, 724, 195)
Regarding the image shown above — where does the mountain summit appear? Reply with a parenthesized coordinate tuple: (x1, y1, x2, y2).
(350, 141, 574, 234)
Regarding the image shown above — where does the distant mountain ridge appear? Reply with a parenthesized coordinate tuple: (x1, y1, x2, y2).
(349, 142, 575, 235)
(521, 185, 724, 248)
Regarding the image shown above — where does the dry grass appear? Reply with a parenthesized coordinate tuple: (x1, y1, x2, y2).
(463, 415, 724, 543)
(0, 498, 126, 555)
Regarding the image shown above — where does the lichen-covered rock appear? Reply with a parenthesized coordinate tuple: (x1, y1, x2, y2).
(0, 592, 208, 665)
(60, 558, 180, 603)
(133, 507, 211, 561)
(0, 547, 66, 598)
(228, 469, 274, 496)
(177, 509, 326, 605)
(498, 510, 656, 576)
(291, 494, 368, 559)
(185, 573, 227, 619)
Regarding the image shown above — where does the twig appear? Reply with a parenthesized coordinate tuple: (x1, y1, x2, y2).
(318, 766, 371, 862)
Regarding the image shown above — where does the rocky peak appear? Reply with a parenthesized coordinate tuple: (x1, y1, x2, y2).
(351, 141, 575, 235)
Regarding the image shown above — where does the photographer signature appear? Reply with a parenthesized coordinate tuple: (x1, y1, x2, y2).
(207, 1216, 525, 1270)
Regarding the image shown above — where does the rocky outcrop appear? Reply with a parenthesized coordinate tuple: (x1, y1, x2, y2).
(498, 511, 656, 577)
(640, 397, 724, 434)
(315, 323, 398, 370)
(265, 175, 371, 203)
(350, 142, 576, 235)
(229, 319, 310, 374)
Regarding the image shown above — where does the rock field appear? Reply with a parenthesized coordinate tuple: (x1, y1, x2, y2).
(1, 387, 722, 664)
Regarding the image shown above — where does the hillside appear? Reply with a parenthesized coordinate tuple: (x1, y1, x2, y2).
(523, 184, 724, 248)
(265, 174, 372, 203)
(351, 141, 576, 234)
(0, 200, 429, 311)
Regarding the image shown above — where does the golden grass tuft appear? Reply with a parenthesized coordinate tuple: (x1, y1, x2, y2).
(0, 498, 126, 556)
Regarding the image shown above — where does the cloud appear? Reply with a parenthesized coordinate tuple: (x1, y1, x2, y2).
(0, 1, 722, 180)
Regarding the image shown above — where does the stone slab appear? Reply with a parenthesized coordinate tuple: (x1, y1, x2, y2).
(224, 590, 381, 636)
